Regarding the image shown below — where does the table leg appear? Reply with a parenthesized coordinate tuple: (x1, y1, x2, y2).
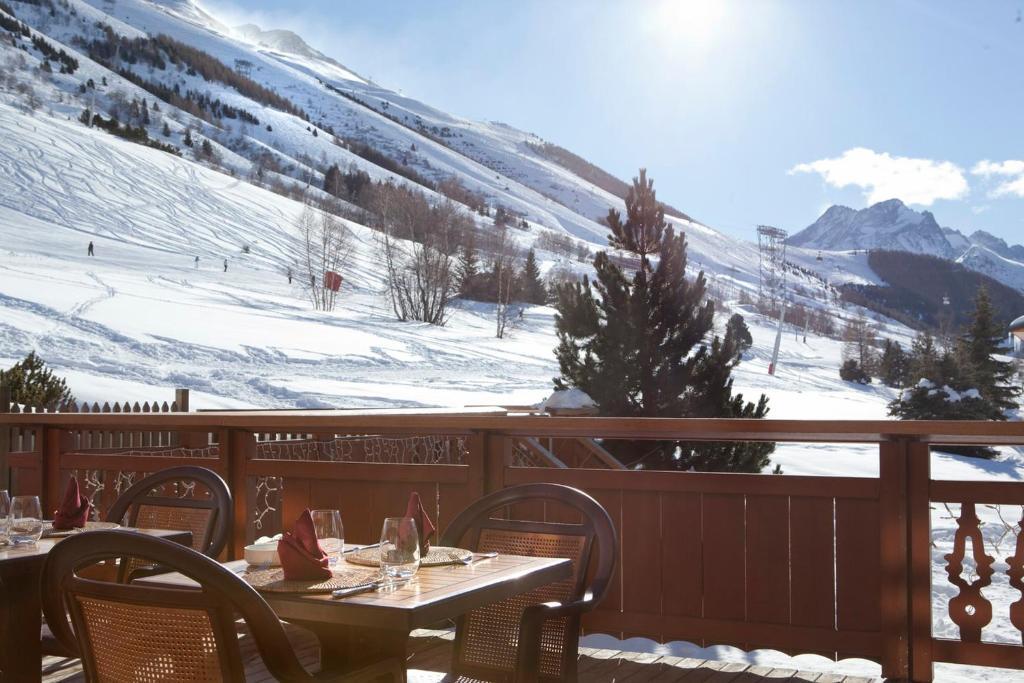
(2, 565, 43, 683)
(290, 620, 409, 674)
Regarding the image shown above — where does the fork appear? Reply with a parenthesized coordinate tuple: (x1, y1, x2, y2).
(456, 551, 498, 565)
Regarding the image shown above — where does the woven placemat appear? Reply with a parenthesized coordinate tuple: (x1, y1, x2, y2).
(43, 521, 120, 538)
(345, 545, 472, 568)
(242, 565, 380, 594)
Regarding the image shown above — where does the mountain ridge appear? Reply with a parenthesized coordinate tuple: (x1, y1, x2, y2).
(789, 199, 1024, 293)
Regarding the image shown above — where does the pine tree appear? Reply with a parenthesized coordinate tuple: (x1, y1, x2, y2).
(520, 249, 546, 305)
(1, 351, 74, 406)
(323, 164, 343, 197)
(162, 121, 170, 137)
(963, 286, 1021, 413)
(553, 170, 773, 472)
(78, 107, 91, 126)
(183, 128, 193, 147)
(907, 331, 940, 384)
(879, 339, 910, 388)
(456, 237, 481, 299)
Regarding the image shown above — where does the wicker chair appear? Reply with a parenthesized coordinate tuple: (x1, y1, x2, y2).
(105, 465, 232, 571)
(41, 530, 403, 682)
(42, 465, 232, 659)
(435, 483, 618, 683)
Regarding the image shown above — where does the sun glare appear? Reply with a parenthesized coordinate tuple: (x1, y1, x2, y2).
(649, 0, 728, 52)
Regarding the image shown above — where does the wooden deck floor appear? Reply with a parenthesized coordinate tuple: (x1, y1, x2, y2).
(42, 628, 880, 682)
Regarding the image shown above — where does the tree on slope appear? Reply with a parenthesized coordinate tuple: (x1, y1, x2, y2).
(888, 288, 1020, 458)
(962, 286, 1021, 414)
(520, 248, 547, 305)
(878, 339, 910, 388)
(553, 169, 773, 472)
(1, 351, 74, 407)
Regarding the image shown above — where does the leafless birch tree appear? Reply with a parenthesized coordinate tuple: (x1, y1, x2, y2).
(298, 199, 354, 312)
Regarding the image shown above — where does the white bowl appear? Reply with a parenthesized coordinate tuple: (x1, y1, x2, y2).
(244, 542, 280, 566)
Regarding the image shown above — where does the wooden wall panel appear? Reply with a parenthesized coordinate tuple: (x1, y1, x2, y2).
(789, 496, 837, 630)
(702, 493, 746, 623)
(836, 497, 881, 633)
(746, 495, 790, 625)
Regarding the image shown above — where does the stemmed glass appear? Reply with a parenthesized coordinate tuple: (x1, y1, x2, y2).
(379, 516, 420, 582)
(0, 490, 10, 544)
(311, 509, 344, 568)
(10, 495, 43, 545)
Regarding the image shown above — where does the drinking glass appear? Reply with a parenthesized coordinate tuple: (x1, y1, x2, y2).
(379, 516, 419, 582)
(0, 490, 10, 544)
(10, 495, 43, 545)
(311, 509, 344, 568)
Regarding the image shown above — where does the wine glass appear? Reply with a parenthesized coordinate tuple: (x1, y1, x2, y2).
(10, 495, 43, 545)
(379, 516, 419, 582)
(0, 490, 10, 544)
(311, 509, 344, 568)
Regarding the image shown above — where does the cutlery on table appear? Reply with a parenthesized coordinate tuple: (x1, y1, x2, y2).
(456, 551, 498, 565)
(331, 579, 384, 599)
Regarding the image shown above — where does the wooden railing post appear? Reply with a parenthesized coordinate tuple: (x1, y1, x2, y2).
(0, 381, 10, 490)
(221, 427, 255, 561)
(879, 438, 911, 681)
(41, 426, 69, 513)
(483, 431, 511, 495)
(907, 440, 934, 683)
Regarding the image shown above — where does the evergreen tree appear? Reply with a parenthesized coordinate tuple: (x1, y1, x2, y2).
(78, 107, 91, 126)
(962, 286, 1021, 413)
(520, 249, 546, 305)
(183, 128, 193, 147)
(839, 359, 871, 384)
(907, 331, 940, 384)
(727, 313, 753, 354)
(456, 237, 482, 299)
(1, 351, 74, 406)
(878, 339, 910, 388)
(553, 170, 773, 472)
(323, 163, 343, 197)
(162, 121, 170, 137)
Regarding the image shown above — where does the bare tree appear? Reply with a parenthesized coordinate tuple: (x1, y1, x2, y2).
(298, 199, 354, 312)
(372, 183, 464, 325)
(492, 225, 522, 339)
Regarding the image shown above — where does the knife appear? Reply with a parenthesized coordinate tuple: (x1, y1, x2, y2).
(331, 579, 383, 599)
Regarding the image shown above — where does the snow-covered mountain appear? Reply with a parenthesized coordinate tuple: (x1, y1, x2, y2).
(788, 199, 955, 258)
(789, 199, 1024, 293)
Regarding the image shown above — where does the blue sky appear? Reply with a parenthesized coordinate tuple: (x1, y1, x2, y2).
(204, 0, 1024, 245)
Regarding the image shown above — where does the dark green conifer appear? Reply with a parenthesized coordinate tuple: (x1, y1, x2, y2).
(553, 170, 772, 471)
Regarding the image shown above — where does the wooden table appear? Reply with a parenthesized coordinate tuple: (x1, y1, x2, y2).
(0, 528, 192, 683)
(145, 552, 572, 672)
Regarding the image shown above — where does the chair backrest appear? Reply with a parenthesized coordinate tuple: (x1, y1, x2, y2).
(40, 531, 317, 682)
(105, 466, 231, 560)
(440, 483, 617, 682)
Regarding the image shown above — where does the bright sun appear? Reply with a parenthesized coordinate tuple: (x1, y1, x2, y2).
(650, 0, 728, 51)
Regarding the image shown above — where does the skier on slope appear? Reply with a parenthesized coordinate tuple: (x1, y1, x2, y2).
(287, 267, 293, 284)
(87, 241, 94, 257)
(223, 259, 228, 273)
(194, 256, 199, 269)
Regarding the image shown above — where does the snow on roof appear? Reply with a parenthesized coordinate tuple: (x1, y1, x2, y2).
(1011, 314, 1024, 334)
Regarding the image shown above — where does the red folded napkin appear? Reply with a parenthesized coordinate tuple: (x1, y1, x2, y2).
(52, 477, 91, 531)
(405, 492, 436, 556)
(278, 509, 332, 581)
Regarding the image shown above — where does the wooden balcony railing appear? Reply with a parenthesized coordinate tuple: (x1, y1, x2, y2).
(2, 409, 1023, 683)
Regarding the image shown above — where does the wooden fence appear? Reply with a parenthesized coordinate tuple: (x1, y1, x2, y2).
(1, 410, 1023, 682)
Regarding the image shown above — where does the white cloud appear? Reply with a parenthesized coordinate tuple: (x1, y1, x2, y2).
(789, 147, 969, 206)
(971, 159, 1024, 198)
